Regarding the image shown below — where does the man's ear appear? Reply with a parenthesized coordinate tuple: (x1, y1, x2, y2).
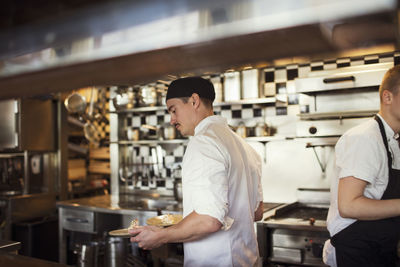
(191, 93, 200, 108)
(382, 90, 392, 104)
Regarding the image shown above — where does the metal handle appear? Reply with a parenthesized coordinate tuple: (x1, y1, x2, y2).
(66, 217, 89, 223)
(323, 76, 355, 83)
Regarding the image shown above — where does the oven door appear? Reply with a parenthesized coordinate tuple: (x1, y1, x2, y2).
(269, 228, 329, 266)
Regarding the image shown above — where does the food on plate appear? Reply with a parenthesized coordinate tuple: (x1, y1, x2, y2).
(147, 214, 183, 227)
(109, 218, 139, 237)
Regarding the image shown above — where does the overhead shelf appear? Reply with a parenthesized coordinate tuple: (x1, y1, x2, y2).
(298, 110, 378, 120)
(111, 139, 189, 145)
(112, 97, 277, 113)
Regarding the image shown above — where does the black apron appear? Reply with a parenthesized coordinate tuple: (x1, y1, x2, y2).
(331, 116, 400, 267)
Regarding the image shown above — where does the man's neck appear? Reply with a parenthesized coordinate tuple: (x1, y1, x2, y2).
(378, 110, 400, 134)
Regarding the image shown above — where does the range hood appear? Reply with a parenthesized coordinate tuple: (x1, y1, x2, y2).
(0, 0, 397, 99)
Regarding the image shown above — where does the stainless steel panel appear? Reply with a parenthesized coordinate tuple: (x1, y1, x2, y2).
(20, 99, 56, 151)
(0, 99, 56, 151)
(295, 62, 393, 93)
(8, 193, 56, 222)
(0, 100, 17, 149)
(314, 91, 379, 113)
(272, 247, 302, 263)
(296, 118, 370, 137)
(60, 208, 95, 233)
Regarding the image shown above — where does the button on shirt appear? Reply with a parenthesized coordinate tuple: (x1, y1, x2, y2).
(181, 115, 263, 267)
(323, 114, 400, 266)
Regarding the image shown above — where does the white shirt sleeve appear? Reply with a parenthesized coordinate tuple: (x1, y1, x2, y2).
(183, 135, 233, 229)
(336, 132, 381, 184)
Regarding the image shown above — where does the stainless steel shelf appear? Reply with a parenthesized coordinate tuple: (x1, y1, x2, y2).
(113, 106, 167, 113)
(298, 110, 378, 120)
(112, 97, 276, 113)
(244, 136, 286, 143)
(111, 139, 188, 145)
(214, 97, 276, 106)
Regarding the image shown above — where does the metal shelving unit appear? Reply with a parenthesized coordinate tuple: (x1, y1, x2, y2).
(112, 97, 276, 114)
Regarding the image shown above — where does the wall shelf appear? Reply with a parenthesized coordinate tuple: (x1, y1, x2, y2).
(112, 97, 276, 114)
(111, 139, 188, 145)
(298, 110, 378, 120)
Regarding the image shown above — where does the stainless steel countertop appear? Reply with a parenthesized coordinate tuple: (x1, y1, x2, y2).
(0, 251, 68, 267)
(56, 194, 183, 215)
(0, 240, 20, 253)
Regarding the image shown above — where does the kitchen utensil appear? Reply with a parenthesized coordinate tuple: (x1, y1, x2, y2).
(236, 122, 247, 138)
(146, 214, 183, 227)
(137, 84, 160, 107)
(112, 86, 136, 110)
(161, 123, 176, 140)
(74, 241, 101, 267)
(105, 236, 129, 267)
(64, 93, 87, 114)
(173, 178, 182, 202)
(255, 122, 269, 137)
(83, 87, 102, 146)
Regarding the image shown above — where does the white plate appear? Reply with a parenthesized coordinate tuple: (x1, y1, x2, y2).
(108, 228, 134, 238)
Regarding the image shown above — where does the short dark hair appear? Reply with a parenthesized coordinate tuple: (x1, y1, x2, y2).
(379, 65, 400, 101)
(178, 96, 213, 109)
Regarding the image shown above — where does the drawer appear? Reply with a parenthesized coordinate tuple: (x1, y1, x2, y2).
(60, 208, 95, 233)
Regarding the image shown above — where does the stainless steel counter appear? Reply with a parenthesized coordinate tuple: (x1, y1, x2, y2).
(56, 194, 182, 264)
(56, 194, 182, 215)
(0, 240, 20, 254)
(0, 251, 68, 267)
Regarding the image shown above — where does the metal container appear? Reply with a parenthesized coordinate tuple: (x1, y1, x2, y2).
(112, 86, 136, 110)
(223, 71, 241, 101)
(137, 84, 161, 107)
(75, 241, 102, 267)
(105, 236, 128, 267)
(173, 178, 183, 202)
(241, 68, 259, 99)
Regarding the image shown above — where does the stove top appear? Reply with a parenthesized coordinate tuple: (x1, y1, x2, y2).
(263, 202, 329, 231)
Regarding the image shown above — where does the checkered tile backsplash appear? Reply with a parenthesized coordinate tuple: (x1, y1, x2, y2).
(118, 51, 399, 190)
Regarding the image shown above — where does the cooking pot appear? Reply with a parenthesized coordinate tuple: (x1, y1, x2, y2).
(137, 84, 162, 107)
(112, 86, 136, 110)
(161, 123, 176, 140)
(173, 178, 183, 202)
(64, 93, 87, 114)
(105, 236, 129, 267)
(74, 241, 102, 267)
(236, 123, 247, 138)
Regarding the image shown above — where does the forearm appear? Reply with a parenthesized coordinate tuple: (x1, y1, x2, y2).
(161, 211, 222, 243)
(339, 196, 400, 220)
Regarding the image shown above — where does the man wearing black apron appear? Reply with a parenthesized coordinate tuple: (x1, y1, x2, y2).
(323, 65, 400, 267)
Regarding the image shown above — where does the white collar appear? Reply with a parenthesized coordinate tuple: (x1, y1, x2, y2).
(194, 115, 227, 135)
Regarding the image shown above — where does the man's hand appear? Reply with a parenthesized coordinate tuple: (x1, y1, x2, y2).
(129, 226, 164, 250)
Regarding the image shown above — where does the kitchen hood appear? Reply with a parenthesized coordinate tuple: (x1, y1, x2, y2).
(0, 0, 397, 99)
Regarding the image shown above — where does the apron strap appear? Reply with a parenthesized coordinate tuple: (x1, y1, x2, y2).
(374, 115, 392, 171)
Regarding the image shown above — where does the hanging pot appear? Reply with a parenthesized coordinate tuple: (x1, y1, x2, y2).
(64, 93, 87, 114)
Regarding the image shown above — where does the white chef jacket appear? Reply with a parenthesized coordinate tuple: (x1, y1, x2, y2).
(323, 114, 400, 267)
(181, 115, 263, 267)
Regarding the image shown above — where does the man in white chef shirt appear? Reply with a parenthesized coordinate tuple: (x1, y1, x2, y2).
(129, 76, 264, 267)
(323, 65, 400, 267)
